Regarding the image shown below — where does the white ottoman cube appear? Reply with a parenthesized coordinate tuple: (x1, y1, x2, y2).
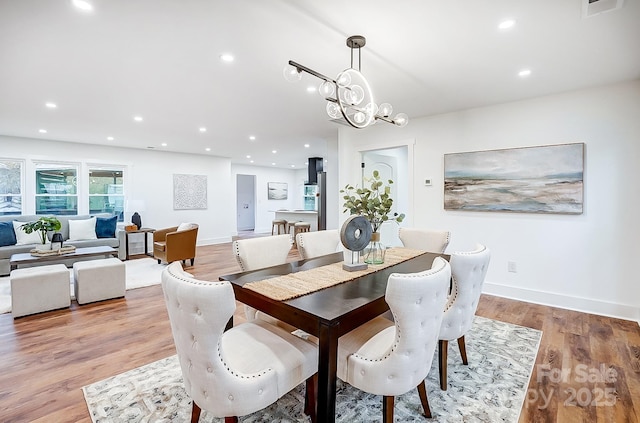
(73, 258, 126, 305)
(11, 264, 71, 318)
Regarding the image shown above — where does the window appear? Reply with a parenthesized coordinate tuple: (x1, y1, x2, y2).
(35, 163, 78, 215)
(0, 159, 23, 215)
(88, 168, 125, 221)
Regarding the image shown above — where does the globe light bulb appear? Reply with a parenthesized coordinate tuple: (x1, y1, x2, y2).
(336, 71, 351, 87)
(378, 103, 393, 117)
(326, 102, 340, 119)
(318, 81, 335, 98)
(354, 111, 366, 124)
(365, 102, 378, 116)
(394, 113, 409, 127)
(350, 85, 364, 105)
(283, 64, 302, 82)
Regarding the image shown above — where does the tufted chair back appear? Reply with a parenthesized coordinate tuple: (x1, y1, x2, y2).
(439, 244, 491, 341)
(161, 261, 318, 420)
(336, 257, 450, 421)
(232, 234, 292, 271)
(437, 243, 490, 391)
(296, 229, 341, 259)
(399, 227, 451, 253)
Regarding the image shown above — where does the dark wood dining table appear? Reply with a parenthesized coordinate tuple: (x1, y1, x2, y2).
(219, 250, 448, 423)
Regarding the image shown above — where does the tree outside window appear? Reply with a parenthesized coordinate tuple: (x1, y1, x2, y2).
(89, 168, 124, 221)
(0, 159, 23, 215)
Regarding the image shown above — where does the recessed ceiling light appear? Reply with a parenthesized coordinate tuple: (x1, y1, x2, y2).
(306, 86, 316, 93)
(45, 102, 57, 109)
(38, 129, 47, 133)
(71, 0, 93, 11)
(220, 54, 234, 63)
(290, 165, 296, 168)
(498, 19, 516, 30)
(250, 160, 254, 163)
(107, 136, 114, 141)
(249, 135, 256, 141)
(272, 150, 277, 154)
(518, 69, 532, 77)
(134, 116, 143, 122)
(271, 163, 276, 166)
(199, 127, 207, 132)
(246, 155, 251, 159)
(205, 147, 211, 152)
(304, 144, 310, 148)
(161, 143, 167, 147)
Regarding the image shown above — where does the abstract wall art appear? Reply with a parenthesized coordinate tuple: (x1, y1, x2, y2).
(173, 174, 208, 210)
(444, 143, 584, 214)
(267, 182, 288, 200)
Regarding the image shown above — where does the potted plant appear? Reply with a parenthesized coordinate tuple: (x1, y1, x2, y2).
(341, 170, 405, 264)
(20, 216, 62, 246)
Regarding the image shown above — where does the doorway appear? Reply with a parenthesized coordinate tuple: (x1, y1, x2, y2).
(236, 174, 256, 232)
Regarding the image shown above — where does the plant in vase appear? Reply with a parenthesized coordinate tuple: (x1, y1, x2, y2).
(340, 170, 405, 264)
(20, 216, 62, 249)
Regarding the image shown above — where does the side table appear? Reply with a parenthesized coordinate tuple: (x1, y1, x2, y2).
(124, 228, 155, 260)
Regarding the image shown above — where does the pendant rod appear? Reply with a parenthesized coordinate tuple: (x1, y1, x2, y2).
(288, 60, 335, 84)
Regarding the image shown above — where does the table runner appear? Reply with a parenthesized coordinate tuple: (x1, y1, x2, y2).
(244, 247, 428, 301)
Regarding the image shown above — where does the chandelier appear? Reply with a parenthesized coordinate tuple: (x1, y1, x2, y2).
(284, 35, 408, 129)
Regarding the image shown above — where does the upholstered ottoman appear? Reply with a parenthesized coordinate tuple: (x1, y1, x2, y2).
(73, 258, 126, 305)
(10, 264, 71, 318)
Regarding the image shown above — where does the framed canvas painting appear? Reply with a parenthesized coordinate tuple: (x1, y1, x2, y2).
(444, 143, 584, 214)
(268, 182, 288, 200)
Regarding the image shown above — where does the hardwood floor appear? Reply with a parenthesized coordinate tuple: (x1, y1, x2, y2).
(0, 238, 638, 422)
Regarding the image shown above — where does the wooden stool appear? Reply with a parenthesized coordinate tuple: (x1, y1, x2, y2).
(293, 221, 311, 237)
(271, 219, 287, 235)
(286, 220, 300, 234)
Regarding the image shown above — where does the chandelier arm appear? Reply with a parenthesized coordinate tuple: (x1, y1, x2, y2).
(288, 60, 335, 84)
(375, 115, 395, 124)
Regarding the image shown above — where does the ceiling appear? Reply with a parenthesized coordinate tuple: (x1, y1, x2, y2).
(1, 0, 638, 169)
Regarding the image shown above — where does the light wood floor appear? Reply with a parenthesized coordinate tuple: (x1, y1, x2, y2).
(0, 238, 638, 422)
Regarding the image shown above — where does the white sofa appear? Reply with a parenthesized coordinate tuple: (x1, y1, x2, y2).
(0, 213, 125, 276)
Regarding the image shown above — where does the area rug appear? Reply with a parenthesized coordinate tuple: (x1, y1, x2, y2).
(82, 316, 542, 422)
(0, 258, 165, 314)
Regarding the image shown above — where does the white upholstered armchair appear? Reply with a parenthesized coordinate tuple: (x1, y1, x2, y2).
(161, 262, 318, 422)
(296, 229, 341, 259)
(337, 257, 451, 422)
(438, 244, 491, 390)
(399, 227, 451, 253)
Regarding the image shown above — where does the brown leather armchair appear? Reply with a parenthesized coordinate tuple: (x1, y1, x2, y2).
(153, 223, 199, 266)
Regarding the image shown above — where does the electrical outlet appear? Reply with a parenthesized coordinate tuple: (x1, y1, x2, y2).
(508, 261, 517, 273)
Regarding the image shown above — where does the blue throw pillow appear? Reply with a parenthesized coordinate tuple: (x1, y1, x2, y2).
(0, 221, 17, 247)
(95, 216, 117, 238)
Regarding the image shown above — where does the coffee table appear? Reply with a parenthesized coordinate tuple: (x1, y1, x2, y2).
(9, 246, 119, 271)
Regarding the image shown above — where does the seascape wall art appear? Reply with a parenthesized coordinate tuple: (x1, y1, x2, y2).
(444, 143, 584, 214)
(267, 182, 288, 200)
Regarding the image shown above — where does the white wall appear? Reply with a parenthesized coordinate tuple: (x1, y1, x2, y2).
(0, 136, 235, 245)
(339, 80, 640, 322)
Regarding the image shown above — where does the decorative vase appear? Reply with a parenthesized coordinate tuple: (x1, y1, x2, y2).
(364, 231, 386, 264)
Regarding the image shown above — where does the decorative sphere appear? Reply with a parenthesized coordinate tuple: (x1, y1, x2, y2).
(378, 103, 393, 117)
(283, 64, 302, 82)
(336, 71, 351, 87)
(394, 113, 409, 127)
(326, 102, 341, 119)
(318, 81, 335, 98)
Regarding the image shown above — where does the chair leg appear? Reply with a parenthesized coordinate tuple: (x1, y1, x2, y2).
(458, 335, 468, 365)
(417, 380, 432, 418)
(224, 418, 238, 423)
(382, 396, 394, 423)
(191, 401, 201, 423)
(304, 374, 318, 423)
(157, 259, 161, 264)
(190, 258, 195, 266)
(439, 339, 448, 390)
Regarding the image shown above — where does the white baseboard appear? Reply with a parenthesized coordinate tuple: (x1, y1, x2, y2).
(483, 281, 640, 325)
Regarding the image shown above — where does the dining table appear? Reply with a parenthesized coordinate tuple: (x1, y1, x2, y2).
(219, 249, 449, 423)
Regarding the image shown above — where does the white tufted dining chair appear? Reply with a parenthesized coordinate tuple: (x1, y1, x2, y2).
(336, 257, 451, 422)
(438, 244, 491, 390)
(296, 229, 341, 259)
(232, 234, 295, 330)
(161, 262, 318, 423)
(399, 228, 451, 253)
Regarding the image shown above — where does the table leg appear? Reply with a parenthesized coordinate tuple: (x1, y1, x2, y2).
(316, 322, 338, 423)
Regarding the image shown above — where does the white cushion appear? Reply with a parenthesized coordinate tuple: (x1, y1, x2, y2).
(177, 222, 196, 232)
(13, 221, 45, 245)
(68, 217, 97, 241)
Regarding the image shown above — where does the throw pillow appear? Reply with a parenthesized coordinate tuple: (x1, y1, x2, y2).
(0, 221, 17, 247)
(177, 222, 195, 232)
(68, 217, 97, 241)
(95, 216, 117, 238)
(12, 220, 45, 245)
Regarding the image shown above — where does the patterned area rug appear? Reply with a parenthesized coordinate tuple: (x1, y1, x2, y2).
(82, 316, 542, 422)
(0, 258, 165, 314)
